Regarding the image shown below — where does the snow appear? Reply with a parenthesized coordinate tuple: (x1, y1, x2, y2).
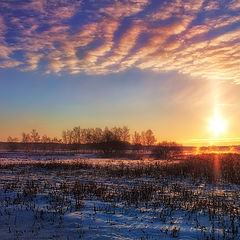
(0, 152, 239, 239)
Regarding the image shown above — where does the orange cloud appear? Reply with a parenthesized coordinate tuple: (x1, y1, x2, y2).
(228, 0, 240, 10)
(22, 52, 43, 71)
(21, 0, 46, 13)
(182, 0, 205, 12)
(99, 0, 149, 19)
(83, 20, 119, 65)
(204, 0, 220, 11)
(0, 0, 239, 84)
(150, 0, 182, 21)
(184, 25, 210, 39)
(99, 23, 145, 69)
(52, 6, 77, 20)
(205, 15, 240, 29)
(0, 45, 13, 59)
(0, 59, 22, 68)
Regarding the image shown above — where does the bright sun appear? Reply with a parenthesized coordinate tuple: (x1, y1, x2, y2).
(209, 113, 227, 137)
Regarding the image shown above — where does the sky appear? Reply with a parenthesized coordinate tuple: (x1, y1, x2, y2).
(0, 0, 240, 145)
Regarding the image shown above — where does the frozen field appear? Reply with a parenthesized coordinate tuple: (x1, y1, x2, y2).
(0, 152, 239, 239)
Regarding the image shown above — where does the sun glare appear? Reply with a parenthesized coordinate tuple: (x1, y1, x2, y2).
(209, 112, 227, 137)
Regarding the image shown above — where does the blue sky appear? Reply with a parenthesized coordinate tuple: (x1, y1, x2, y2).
(0, 0, 240, 144)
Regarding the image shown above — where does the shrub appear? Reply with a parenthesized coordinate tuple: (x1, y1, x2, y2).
(151, 141, 183, 160)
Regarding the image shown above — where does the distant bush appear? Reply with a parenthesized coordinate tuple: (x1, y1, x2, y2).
(97, 140, 129, 157)
(151, 141, 183, 160)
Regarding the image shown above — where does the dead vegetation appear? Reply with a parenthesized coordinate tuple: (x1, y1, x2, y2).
(0, 153, 239, 239)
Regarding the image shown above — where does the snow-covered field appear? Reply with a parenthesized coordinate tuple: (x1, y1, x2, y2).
(0, 152, 239, 239)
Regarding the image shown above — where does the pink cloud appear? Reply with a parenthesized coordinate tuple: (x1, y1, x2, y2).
(0, 59, 22, 68)
(83, 20, 119, 64)
(150, 0, 204, 22)
(228, 0, 240, 10)
(0, 0, 239, 84)
(150, 0, 182, 21)
(0, 45, 14, 59)
(21, 52, 43, 71)
(0, 16, 7, 37)
(205, 15, 240, 29)
(133, 26, 240, 83)
(204, 0, 220, 11)
(182, 0, 205, 12)
(21, 0, 46, 13)
(52, 6, 77, 19)
(209, 28, 240, 46)
(99, 0, 149, 19)
(184, 25, 210, 39)
(99, 23, 145, 68)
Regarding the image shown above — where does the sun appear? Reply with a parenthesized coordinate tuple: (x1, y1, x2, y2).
(209, 112, 227, 137)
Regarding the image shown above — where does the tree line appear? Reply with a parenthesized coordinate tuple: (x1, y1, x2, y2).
(5, 126, 182, 159)
(8, 126, 156, 146)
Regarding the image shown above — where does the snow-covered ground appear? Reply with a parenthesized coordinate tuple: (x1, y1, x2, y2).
(0, 152, 239, 239)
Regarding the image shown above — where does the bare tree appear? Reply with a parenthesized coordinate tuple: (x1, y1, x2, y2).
(97, 127, 128, 156)
(85, 128, 95, 144)
(22, 132, 31, 143)
(111, 127, 122, 141)
(92, 128, 103, 143)
(73, 126, 81, 144)
(141, 131, 146, 145)
(144, 129, 156, 146)
(131, 131, 142, 152)
(80, 129, 88, 144)
(31, 129, 40, 143)
(62, 130, 68, 144)
(41, 135, 51, 143)
(66, 129, 73, 144)
(121, 126, 130, 142)
(132, 131, 141, 145)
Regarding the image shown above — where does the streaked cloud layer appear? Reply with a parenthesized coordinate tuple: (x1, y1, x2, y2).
(0, 0, 239, 82)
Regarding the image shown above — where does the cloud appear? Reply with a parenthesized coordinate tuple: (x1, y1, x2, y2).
(21, 52, 43, 71)
(205, 15, 240, 29)
(0, 45, 14, 59)
(182, 0, 205, 12)
(184, 25, 210, 39)
(0, 16, 17, 62)
(228, 0, 240, 10)
(0, 0, 239, 84)
(150, 0, 182, 21)
(21, 0, 46, 13)
(209, 28, 240, 45)
(0, 59, 22, 68)
(135, 25, 240, 83)
(99, 0, 149, 19)
(0, 16, 6, 40)
(98, 23, 145, 69)
(204, 0, 220, 11)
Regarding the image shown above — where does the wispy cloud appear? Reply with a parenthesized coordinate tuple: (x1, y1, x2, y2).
(205, 15, 240, 29)
(228, 0, 240, 10)
(99, 0, 149, 19)
(0, 0, 239, 83)
(0, 59, 22, 68)
(0, 16, 7, 41)
(184, 25, 210, 39)
(204, 0, 220, 11)
(21, 52, 43, 71)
